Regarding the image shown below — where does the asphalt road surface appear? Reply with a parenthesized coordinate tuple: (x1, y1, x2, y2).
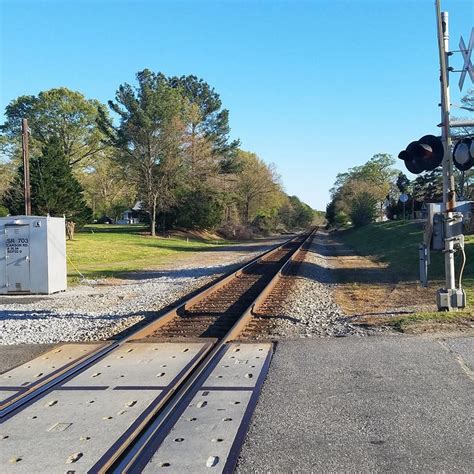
(237, 335, 473, 473)
(0, 343, 57, 374)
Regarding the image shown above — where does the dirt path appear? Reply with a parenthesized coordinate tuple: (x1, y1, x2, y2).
(314, 231, 437, 316)
(313, 230, 473, 334)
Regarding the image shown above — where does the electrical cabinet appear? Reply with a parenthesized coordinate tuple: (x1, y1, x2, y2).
(0, 216, 67, 294)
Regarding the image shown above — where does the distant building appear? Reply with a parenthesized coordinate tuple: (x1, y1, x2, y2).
(117, 202, 148, 224)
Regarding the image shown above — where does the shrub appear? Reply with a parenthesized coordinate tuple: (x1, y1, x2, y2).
(176, 188, 223, 230)
(349, 191, 377, 227)
(335, 210, 349, 226)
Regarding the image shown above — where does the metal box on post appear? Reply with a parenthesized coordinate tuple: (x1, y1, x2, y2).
(0, 216, 67, 294)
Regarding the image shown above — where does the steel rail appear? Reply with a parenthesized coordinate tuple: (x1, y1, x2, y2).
(102, 228, 316, 473)
(226, 228, 316, 342)
(126, 233, 305, 340)
(0, 233, 301, 421)
(1, 229, 315, 474)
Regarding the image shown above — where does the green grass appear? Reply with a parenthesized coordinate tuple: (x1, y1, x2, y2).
(339, 220, 474, 310)
(66, 224, 229, 283)
(382, 311, 473, 332)
(340, 221, 468, 280)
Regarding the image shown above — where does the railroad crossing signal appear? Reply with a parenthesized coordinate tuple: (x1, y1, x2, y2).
(398, 135, 444, 174)
(458, 28, 474, 91)
(453, 138, 474, 171)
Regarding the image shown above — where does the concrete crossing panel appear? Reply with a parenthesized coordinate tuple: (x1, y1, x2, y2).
(0, 344, 105, 407)
(143, 343, 273, 473)
(0, 342, 209, 473)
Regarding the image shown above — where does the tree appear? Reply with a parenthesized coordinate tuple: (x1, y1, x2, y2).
(289, 196, 314, 227)
(412, 169, 443, 203)
(338, 179, 378, 226)
(4, 138, 91, 235)
(168, 74, 239, 159)
(325, 200, 336, 226)
(79, 151, 137, 219)
(234, 150, 281, 223)
(0, 159, 15, 202)
(278, 195, 314, 229)
(396, 172, 410, 193)
(175, 187, 224, 229)
(330, 153, 398, 224)
(349, 190, 378, 227)
(168, 75, 241, 230)
(1, 88, 109, 167)
(106, 70, 188, 236)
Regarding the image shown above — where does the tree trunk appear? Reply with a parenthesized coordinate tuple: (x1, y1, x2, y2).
(150, 198, 157, 237)
(66, 221, 75, 240)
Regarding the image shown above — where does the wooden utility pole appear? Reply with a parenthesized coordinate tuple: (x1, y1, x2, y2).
(21, 118, 31, 215)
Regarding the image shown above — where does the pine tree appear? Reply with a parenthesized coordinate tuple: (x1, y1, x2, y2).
(4, 137, 91, 228)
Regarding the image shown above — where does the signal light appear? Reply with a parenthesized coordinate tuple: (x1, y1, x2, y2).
(453, 138, 474, 171)
(398, 135, 444, 174)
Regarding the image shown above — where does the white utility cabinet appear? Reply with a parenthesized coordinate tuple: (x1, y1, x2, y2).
(0, 216, 67, 294)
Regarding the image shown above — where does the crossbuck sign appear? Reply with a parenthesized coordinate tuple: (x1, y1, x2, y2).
(459, 28, 474, 91)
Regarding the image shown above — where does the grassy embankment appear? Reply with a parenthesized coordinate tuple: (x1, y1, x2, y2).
(339, 221, 474, 330)
(66, 224, 228, 283)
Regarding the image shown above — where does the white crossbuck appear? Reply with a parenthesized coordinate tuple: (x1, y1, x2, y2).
(459, 28, 474, 91)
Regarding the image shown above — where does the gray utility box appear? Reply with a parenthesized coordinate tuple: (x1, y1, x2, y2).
(0, 216, 67, 294)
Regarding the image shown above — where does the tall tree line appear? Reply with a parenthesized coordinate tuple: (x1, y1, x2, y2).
(0, 70, 315, 235)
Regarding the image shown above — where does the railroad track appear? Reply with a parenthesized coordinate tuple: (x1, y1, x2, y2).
(241, 232, 313, 338)
(0, 228, 316, 473)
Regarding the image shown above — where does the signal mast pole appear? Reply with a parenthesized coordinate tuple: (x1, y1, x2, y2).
(435, 0, 463, 309)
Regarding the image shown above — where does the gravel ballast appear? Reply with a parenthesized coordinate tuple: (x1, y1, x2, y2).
(0, 243, 279, 345)
(258, 231, 384, 338)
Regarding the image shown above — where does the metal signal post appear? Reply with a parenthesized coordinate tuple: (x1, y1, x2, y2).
(434, 1, 466, 310)
(399, 2, 471, 309)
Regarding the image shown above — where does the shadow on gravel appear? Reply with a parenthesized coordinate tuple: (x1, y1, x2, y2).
(291, 260, 398, 285)
(0, 310, 146, 321)
(0, 297, 50, 305)
(254, 314, 301, 324)
(136, 239, 288, 254)
(82, 259, 260, 281)
(307, 240, 358, 257)
(120, 262, 243, 280)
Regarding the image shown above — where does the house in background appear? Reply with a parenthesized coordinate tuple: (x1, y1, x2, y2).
(117, 202, 148, 224)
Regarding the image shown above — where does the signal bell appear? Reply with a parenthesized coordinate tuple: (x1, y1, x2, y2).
(398, 135, 444, 174)
(453, 138, 474, 171)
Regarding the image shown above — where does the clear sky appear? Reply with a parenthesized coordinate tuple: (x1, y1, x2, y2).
(0, 0, 472, 209)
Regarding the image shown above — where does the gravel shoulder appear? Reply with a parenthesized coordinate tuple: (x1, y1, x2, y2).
(318, 230, 438, 316)
(0, 236, 288, 346)
(259, 230, 471, 338)
(253, 230, 387, 339)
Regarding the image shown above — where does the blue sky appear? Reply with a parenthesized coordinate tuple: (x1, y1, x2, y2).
(0, 0, 472, 209)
